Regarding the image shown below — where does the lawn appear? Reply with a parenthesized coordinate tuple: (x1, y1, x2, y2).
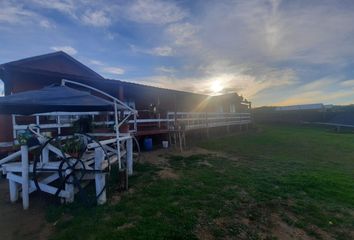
(47, 124, 354, 240)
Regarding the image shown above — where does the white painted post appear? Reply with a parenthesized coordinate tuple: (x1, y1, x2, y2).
(65, 172, 74, 203)
(9, 180, 19, 202)
(36, 115, 40, 134)
(127, 138, 133, 176)
(95, 148, 106, 205)
(114, 102, 122, 169)
(12, 114, 17, 141)
(21, 145, 29, 210)
(42, 146, 49, 163)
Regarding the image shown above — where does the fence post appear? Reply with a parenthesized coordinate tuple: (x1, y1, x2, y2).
(21, 145, 29, 210)
(127, 138, 133, 175)
(95, 148, 106, 205)
(9, 179, 19, 202)
(65, 173, 74, 203)
(42, 146, 49, 163)
(206, 112, 209, 138)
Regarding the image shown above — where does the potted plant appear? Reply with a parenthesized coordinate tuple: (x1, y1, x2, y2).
(119, 123, 130, 133)
(62, 136, 84, 158)
(72, 117, 93, 134)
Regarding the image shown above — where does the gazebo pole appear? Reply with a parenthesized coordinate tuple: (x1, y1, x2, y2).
(114, 102, 121, 169)
(21, 145, 29, 210)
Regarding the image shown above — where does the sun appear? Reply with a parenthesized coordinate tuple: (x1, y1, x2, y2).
(210, 80, 224, 94)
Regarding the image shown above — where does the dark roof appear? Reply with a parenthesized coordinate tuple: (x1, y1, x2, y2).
(0, 85, 121, 115)
(0, 51, 104, 80)
(105, 78, 209, 97)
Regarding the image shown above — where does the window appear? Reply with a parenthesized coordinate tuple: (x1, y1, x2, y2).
(230, 104, 236, 113)
(125, 100, 136, 109)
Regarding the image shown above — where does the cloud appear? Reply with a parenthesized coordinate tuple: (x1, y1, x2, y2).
(29, 0, 187, 27)
(51, 46, 78, 55)
(103, 67, 125, 75)
(150, 46, 174, 56)
(30, 0, 114, 27)
(340, 79, 354, 87)
(275, 90, 354, 106)
(0, 2, 34, 24)
(105, 32, 115, 40)
(130, 45, 174, 56)
(30, 0, 75, 16)
(155, 66, 176, 74)
(0, 1, 54, 28)
(39, 19, 55, 28)
(81, 10, 111, 27)
(89, 59, 104, 66)
(166, 22, 199, 46)
(301, 77, 339, 91)
(270, 75, 354, 106)
(125, 0, 187, 24)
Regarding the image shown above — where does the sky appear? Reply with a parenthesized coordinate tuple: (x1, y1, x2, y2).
(1, 0, 354, 107)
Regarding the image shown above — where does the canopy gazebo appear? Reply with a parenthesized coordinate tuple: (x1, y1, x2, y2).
(0, 80, 137, 209)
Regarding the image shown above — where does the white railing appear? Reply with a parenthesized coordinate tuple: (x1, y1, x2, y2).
(11, 111, 134, 140)
(167, 112, 251, 130)
(11, 111, 251, 141)
(1, 132, 133, 209)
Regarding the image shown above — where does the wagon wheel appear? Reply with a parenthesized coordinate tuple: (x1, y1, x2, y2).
(33, 133, 109, 205)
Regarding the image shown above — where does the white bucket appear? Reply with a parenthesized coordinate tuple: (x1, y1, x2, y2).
(162, 141, 169, 149)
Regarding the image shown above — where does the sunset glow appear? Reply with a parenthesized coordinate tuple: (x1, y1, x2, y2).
(210, 80, 224, 94)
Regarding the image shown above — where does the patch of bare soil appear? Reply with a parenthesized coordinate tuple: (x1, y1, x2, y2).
(271, 214, 312, 240)
(182, 146, 240, 162)
(116, 222, 134, 231)
(139, 148, 171, 166)
(157, 168, 179, 179)
(0, 178, 53, 240)
(141, 147, 223, 180)
(194, 224, 215, 240)
(140, 146, 238, 166)
(270, 213, 334, 240)
(109, 187, 136, 205)
(213, 216, 230, 228)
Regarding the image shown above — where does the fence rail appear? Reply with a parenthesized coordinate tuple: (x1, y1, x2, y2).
(10, 111, 251, 141)
(167, 112, 251, 130)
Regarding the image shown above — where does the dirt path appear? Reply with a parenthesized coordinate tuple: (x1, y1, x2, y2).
(0, 178, 53, 240)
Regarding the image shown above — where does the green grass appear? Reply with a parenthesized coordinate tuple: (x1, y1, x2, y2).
(47, 124, 354, 239)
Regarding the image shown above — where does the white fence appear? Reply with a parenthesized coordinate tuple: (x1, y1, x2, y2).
(167, 112, 251, 130)
(11, 111, 251, 141)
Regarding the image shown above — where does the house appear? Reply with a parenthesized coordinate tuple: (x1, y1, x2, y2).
(0, 51, 251, 150)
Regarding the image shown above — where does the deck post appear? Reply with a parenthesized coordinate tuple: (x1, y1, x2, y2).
(9, 179, 19, 202)
(95, 148, 106, 205)
(205, 112, 210, 138)
(126, 138, 133, 176)
(42, 146, 49, 163)
(65, 174, 74, 203)
(21, 145, 29, 210)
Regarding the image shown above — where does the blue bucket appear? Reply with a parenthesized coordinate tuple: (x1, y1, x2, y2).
(143, 138, 153, 151)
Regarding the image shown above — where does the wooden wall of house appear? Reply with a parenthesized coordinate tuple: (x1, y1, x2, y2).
(0, 67, 109, 145)
(0, 69, 61, 145)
